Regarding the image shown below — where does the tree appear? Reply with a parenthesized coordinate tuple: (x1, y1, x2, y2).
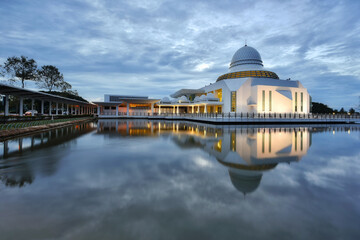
(3, 56, 37, 88)
(36, 65, 71, 92)
(311, 102, 333, 114)
(59, 81, 72, 92)
(349, 108, 355, 114)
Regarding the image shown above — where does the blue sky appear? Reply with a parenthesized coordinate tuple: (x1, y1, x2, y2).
(0, 0, 359, 110)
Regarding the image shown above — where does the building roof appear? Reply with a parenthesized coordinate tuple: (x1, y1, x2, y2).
(0, 83, 93, 105)
(170, 89, 205, 98)
(250, 78, 300, 87)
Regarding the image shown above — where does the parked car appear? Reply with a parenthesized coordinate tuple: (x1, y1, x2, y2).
(25, 110, 38, 116)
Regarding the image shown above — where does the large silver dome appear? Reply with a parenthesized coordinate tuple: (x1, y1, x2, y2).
(230, 45, 263, 69)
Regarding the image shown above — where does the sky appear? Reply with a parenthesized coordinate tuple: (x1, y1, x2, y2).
(0, 0, 359, 110)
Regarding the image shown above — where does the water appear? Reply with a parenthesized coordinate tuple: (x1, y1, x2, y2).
(0, 120, 359, 240)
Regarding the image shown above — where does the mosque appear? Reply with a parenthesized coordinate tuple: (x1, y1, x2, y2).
(96, 45, 311, 116)
(160, 44, 311, 114)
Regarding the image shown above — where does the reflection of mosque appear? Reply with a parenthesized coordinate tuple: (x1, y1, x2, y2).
(173, 127, 312, 195)
(97, 120, 315, 194)
(96, 120, 360, 194)
(96, 120, 359, 194)
(0, 122, 96, 187)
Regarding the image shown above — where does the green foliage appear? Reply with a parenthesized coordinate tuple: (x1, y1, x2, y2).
(349, 108, 355, 114)
(36, 65, 70, 92)
(311, 102, 333, 113)
(3, 56, 37, 88)
(40, 91, 88, 102)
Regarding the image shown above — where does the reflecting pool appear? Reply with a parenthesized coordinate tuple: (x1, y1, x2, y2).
(0, 120, 359, 240)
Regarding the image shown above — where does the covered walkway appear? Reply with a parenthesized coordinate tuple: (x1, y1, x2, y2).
(0, 83, 95, 116)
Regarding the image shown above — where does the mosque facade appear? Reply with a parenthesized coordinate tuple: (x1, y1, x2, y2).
(160, 45, 311, 115)
(95, 45, 311, 116)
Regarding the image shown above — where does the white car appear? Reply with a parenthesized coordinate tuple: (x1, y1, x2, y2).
(25, 110, 38, 116)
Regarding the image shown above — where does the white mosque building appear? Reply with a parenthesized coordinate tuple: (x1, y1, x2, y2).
(95, 45, 311, 116)
(159, 45, 310, 115)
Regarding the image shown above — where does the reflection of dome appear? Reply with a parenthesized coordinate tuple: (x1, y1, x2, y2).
(229, 170, 262, 194)
(230, 45, 263, 69)
(216, 158, 277, 195)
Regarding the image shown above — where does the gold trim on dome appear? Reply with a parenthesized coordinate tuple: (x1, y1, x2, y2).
(217, 70, 279, 82)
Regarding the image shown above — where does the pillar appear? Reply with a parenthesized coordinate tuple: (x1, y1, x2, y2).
(116, 105, 119, 117)
(192, 106, 194, 114)
(176, 106, 179, 114)
(126, 103, 129, 116)
(67, 104, 69, 115)
(41, 100, 44, 114)
(4, 95, 9, 116)
(55, 102, 58, 115)
(62, 103, 64, 115)
(159, 105, 161, 114)
(204, 105, 207, 113)
(31, 99, 34, 110)
(151, 103, 154, 115)
(49, 101, 52, 116)
(173, 106, 175, 114)
(19, 97, 24, 116)
(97, 106, 100, 115)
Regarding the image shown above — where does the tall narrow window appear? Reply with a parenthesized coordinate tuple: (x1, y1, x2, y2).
(294, 131, 297, 151)
(231, 132, 236, 151)
(231, 91, 236, 112)
(300, 131, 303, 151)
(301, 92, 303, 112)
(262, 90, 265, 111)
(269, 91, 272, 112)
(295, 92, 298, 112)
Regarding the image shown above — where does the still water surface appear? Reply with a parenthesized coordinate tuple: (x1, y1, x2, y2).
(0, 120, 359, 240)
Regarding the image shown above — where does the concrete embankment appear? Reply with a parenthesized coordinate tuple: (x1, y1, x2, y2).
(97, 115, 357, 125)
(0, 118, 94, 141)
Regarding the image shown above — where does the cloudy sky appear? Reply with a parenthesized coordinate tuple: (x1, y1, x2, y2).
(0, 0, 359, 109)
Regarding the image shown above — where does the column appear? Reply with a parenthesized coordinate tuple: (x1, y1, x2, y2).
(49, 101, 52, 116)
(151, 103, 154, 116)
(173, 106, 175, 114)
(31, 99, 34, 110)
(67, 104, 69, 115)
(126, 103, 129, 116)
(204, 105, 207, 113)
(4, 95, 9, 116)
(192, 106, 194, 114)
(159, 106, 161, 114)
(41, 100, 44, 114)
(176, 106, 179, 114)
(62, 103, 64, 115)
(97, 106, 100, 115)
(116, 105, 119, 117)
(19, 97, 24, 116)
(55, 102, 58, 115)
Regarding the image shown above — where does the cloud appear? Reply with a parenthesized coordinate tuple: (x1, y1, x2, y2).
(0, 0, 359, 109)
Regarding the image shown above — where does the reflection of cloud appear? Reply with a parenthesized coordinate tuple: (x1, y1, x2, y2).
(1, 124, 360, 239)
(304, 154, 360, 189)
(193, 156, 213, 168)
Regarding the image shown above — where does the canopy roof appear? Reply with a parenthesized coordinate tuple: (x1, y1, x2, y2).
(170, 89, 205, 98)
(0, 83, 94, 106)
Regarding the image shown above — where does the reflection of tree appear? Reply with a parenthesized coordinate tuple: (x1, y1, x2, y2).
(0, 174, 33, 187)
(0, 122, 95, 188)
